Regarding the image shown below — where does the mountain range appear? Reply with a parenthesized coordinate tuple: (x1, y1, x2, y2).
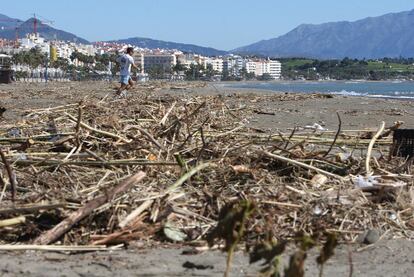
(2, 9, 414, 58)
(0, 14, 22, 29)
(0, 13, 225, 56)
(105, 37, 227, 56)
(234, 9, 414, 59)
(0, 16, 89, 44)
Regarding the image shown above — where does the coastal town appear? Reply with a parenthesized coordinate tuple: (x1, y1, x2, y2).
(1, 4, 414, 277)
(0, 33, 282, 82)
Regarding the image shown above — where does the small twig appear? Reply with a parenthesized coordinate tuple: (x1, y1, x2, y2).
(84, 148, 107, 162)
(0, 245, 123, 252)
(365, 121, 385, 176)
(347, 243, 354, 277)
(126, 125, 164, 150)
(14, 159, 177, 167)
(285, 127, 297, 149)
(0, 147, 17, 202)
(162, 102, 206, 136)
(261, 200, 303, 208)
(0, 216, 25, 228)
(118, 199, 153, 229)
(196, 126, 208, 162)
(66, 113, 131, 143)
(0, 202, 65, 215)
(178, 117, 210, 150)
(261, 150, 345, 181)
(379, 120, 404, 139)
(75, 101, 83, 149)
(323, 112, 342, 157)
(0, 174, 5, 201)
(159, 101, 177, 126)
(167, 162, 214, 192)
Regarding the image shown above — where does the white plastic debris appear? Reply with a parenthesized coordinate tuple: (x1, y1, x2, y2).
(388, 212, 398, 221)
(304, 123, 327, 131)
(16, 153, 27, 161)
(163, 222, 187, 242)
(310, 174, 328, 187)
(313, 205, 322, 216)
(354, 175, 379, 188)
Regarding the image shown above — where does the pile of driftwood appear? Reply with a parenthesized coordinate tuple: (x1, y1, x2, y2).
(0, 90, 413, 251)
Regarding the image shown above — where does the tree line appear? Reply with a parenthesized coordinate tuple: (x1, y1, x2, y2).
(281, 57, 414, 80)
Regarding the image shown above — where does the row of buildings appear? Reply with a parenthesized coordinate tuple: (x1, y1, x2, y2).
(131, 52, 281, 79)
(0, 34, 282, 80)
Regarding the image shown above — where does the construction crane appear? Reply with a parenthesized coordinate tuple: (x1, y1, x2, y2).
(32, 13, 54, 35)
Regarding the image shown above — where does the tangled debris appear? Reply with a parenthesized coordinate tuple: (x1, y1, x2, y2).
(0, 84, 413, 255)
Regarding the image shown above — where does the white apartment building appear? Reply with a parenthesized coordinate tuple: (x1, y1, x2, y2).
(223, 55, 244, 76)
(54, 44, 73, 60)
(194, 55, 208, 67)
(74, 44, 97, 56)
(268, 60, 282, 79)
(232, 56, 245, 76)
(257, 61, 267, 76)
(19, 33, 49, 54)
(244, 59, 282, 79)
(132, 53, 145, 73)
(205, 57, 223, 73)
(245, 61, 256, 74)
(223, 57, 235, 72)
(177, 53, 203, 68)
(17, 33, 99, 63)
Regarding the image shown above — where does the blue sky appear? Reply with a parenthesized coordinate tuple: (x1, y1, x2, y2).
(2, 0, 414, 50)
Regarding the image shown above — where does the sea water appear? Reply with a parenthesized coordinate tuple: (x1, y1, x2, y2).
(222, 81, 414, 99)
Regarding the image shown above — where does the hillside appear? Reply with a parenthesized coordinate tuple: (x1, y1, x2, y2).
(107, 37, 227, 56)
(0, 14, 22, 29)
(234, 9, 414, 59)
(0, 17, 89, 44)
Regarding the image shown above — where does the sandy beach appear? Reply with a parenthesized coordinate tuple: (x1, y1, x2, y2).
(0, 81, 414, 276)
(2, 81, 414, 131)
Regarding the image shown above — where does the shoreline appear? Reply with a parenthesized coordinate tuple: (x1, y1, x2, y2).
(218, 79, 414, 83)
(213, 81, 414, 101)
(1, 81, 413, 131)
(157, 82, 414, 130)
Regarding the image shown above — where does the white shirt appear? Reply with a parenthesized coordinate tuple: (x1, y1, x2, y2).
(117, 53, 134, 76)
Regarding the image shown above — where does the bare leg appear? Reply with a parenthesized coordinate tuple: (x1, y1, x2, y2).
(125, 77, 135, 91)
(117, 83, 127, 94)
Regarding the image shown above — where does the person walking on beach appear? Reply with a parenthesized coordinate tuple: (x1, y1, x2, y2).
(116, 47, 138, 97)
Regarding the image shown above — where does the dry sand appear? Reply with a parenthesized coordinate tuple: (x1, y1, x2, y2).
(184, 84, 414, 131)
(1, 81, 414, 276)
(2, 81, 414, 131)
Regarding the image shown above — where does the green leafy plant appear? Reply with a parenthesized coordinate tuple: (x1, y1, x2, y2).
(284, 233, 317, 277)
(284, 250, 307, 277)
(317, 233, 338, 277)
(249, 238, 287, 277)
(207, 200, 255, 277)
(207, 203, 338, 277)
(250, 232, 320, 277)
